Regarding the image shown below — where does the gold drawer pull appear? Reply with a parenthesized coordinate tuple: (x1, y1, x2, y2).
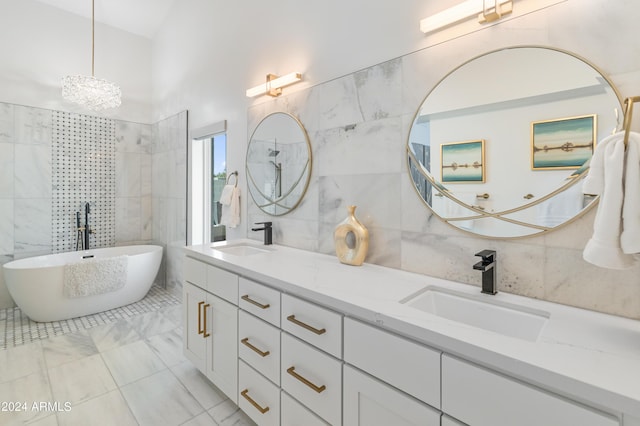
(197, 301, 205, 335)
(241, 389, 270, 414)
(241, 337, 270, 358)
(287, 366, 326, 393)
(286, 315, 326, 335)
(202, 303, 211, 338)
(241, 294, 271, 310)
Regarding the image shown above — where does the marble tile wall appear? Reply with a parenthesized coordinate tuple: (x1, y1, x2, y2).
(247, 1, 640, 319)
(151, 111, 188, 297)
(0, 102, 157, 309)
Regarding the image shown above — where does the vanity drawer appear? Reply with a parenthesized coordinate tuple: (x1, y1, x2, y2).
(238, 360, 280, 426)
(184, 257, 207, 289)
(206, 265, 238, 304)
(281, 333, 342, 426)
(281, 294, 342, 358)
(442, 355, 619, 426)
(239, 277, 281, 326)
(238, 310, 280, 385)
(344, 318, 441, 408)
(281, 391, 330, 426)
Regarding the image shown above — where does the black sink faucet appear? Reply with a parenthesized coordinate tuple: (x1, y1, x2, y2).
(474, 249, 497, 295)
(251, 222, 273, 245)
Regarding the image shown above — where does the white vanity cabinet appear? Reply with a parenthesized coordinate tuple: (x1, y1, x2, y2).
(183, 257, 238, 404)
(442, 355, 620, 426)
(281, 293, 343, 425)
(343, 318, 441, 426)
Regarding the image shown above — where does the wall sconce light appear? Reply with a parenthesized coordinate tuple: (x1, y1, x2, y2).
(246, 72, 303, 98)
(420, 0, 513, 34)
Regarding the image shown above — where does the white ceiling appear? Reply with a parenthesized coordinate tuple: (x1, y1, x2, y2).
(34, 0, 177, 39)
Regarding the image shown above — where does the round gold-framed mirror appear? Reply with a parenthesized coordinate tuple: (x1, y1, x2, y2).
(246, 112, 312, 216)
(407, 46, 622, 238)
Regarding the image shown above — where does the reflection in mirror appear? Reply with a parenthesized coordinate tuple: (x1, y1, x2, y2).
(408, 46, 621, 238)
(247, 112, 312, 216)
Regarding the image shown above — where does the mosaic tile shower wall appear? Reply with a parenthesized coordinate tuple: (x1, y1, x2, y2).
(52, 112, 116, 252)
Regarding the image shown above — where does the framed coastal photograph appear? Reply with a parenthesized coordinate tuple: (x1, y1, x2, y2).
(531, 114, 596, 170)
(440, 139, 485, 183)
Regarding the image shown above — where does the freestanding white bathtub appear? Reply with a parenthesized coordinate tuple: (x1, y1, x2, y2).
(2, 245, 163, 322)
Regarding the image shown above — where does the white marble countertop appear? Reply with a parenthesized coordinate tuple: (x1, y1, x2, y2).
(184, 239, 640, 418)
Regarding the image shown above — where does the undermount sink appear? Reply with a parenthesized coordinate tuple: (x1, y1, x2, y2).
(212, 243, 273, 256)
(401, 286, 549, 341)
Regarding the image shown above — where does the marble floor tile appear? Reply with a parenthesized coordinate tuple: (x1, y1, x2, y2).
(101, 340, 166, 386)
(0, 370, 53, 425)
(127, 310, 178, 338)
(120, 369, 204, 426)
(162, 304, 182, 324)
(88, 319, 141, 353)
(146, 328, 186, 368)
(42, 330, 98, 369)
(48, 354, 117, 405)
(0, 340, 45, 383)
(27, 414, 59, 426)
(209, 399, 255, 426)
(170, 361, 227, 410)
(55, 390, 137, 426)
(181, 411, 217, 426)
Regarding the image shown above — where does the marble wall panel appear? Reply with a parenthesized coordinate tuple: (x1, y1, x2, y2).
(15, 144, 50, 198)
(14, 198, 51, 254)
(0, 143, 14, 198)
(14, 105, 52, 145)
(115, 152, 142, 198)
(0, 103, 14, 143)
(115, 197, 142, 243)
(0, 200, 13, 255)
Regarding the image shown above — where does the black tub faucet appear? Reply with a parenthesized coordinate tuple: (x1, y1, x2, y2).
(251, 222, 273, 245)
(474, 249, 497, 295)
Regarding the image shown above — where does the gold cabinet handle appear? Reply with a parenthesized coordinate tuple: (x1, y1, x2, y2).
(524, 193, 535, 199)
(241, 389, 270, 414)
(197, 301, 205, 335)
(286, 366, 326, 393)
(241, 294, 270, 310)
(241, 337, 270, 358)
(286, 315, 326, 335)
(202, 303, 211, 338)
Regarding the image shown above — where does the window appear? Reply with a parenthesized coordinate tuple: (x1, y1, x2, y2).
(189, 120, 227, 245)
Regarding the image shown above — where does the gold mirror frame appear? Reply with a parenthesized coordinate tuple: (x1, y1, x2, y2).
(407, 46, 622, 238)
(246, 112, 312, 216)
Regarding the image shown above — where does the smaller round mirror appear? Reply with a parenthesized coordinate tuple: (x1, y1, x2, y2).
(247, 112, 312, 216)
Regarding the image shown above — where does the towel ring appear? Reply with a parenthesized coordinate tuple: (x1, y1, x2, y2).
(623, 96, 640, 148)
(227, 171, 238, 187)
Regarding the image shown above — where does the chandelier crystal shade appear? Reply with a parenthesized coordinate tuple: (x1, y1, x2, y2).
(61, 0, 121, 111)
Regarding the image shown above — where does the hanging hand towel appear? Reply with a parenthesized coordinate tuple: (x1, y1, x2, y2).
(582, 137, 636, 269)
(219, 184, 235, 205)
(220, 187, 240, 228)
(621, 133, 640, 253)
(582, 131, 619, 195)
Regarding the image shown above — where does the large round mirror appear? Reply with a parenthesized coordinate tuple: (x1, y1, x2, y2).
(407, 46, 622, 238)
(247, 112, 312, 216)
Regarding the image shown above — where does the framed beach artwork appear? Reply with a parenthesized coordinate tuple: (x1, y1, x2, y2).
(531, 114, 596, 170)
(440, 139, 485, 183)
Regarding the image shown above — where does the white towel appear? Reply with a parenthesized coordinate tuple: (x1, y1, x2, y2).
(219, 184, 235, 205)
(582, 132, 618, 196)
(64, 255, 128, 298)
(220, 187, 240, 228)
(582, 132, 638, 269)
(535, 183, 583, 227)
(621, 136, 640, 253)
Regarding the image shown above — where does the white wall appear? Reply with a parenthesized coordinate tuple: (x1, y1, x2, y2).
(0, 0, 153, 123)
